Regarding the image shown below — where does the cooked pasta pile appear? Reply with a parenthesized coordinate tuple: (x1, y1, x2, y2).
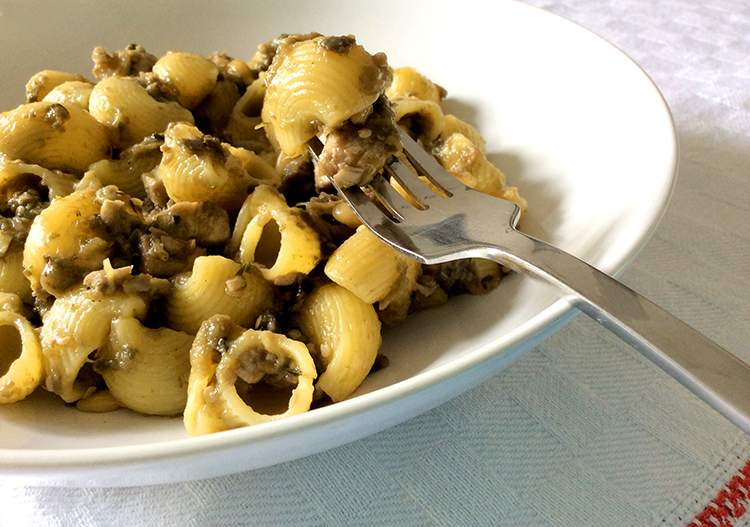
(0, 34, 526, 435)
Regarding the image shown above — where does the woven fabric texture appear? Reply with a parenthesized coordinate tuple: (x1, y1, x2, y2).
(1, 0, 748, 525)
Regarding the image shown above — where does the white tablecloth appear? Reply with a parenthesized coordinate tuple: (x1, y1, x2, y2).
(2, 0, 749, 525)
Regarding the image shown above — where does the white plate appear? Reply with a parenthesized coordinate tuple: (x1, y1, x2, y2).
(0, 0, 676, 486)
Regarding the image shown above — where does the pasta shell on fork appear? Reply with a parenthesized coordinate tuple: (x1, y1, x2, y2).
(261, 35, 391, 157)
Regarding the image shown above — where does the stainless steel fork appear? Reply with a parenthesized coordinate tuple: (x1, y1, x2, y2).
(311, 127, 750, 435)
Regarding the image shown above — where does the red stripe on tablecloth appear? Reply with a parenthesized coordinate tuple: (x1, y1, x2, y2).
(689, 460, 750, 527)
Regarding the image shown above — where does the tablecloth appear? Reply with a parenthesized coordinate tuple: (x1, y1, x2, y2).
(1, 0, 749, 525)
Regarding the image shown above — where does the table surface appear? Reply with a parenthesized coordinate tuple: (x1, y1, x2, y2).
(2, 0, 749, 525)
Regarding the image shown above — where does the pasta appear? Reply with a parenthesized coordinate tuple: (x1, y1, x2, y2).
(294, 283, 381, 402)
(386, 66, 446, 104)
(98, 317, 193, 415)
(152, 52, 219, 110)
(0, 34, 526, 436)
(0, 102, 111, 174)
(227, 184, 322, 283)
(222, 75, 269, 155)
(0, 154, 78, 200)
(84, 135, 163, 200)
(165, 255, 273, 334)
(42, 81, 95, 110)
(88, 75, 194, 149)
(0, 244, 33, 305)
(390, 96, 445, 143)
(25, 70, 91, 103)
(159, 121, 258, 210)
(325, 225, 420, 306)
(261, 35, 390, 157)
(0, 309, 44, 403)
(39, 282, 150, 403)
(23, 187, 106, 298)
(184, 315, 317, 435)
(433, 131, 527, 213)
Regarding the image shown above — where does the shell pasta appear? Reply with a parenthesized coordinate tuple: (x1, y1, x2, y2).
(0, 34, 526, 436)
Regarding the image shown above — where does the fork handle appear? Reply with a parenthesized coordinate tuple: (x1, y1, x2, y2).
(488, 229, 750, 435)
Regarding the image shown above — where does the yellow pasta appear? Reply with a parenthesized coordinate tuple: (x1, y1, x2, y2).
(84, 134, 163, 200)
(39, 285, 149, 403)
(0, 102, 111, 174)
(434, 132, 503, 188)
(23, 186, 140, 299)
(331, 201, 361, 229)
(0, 292, 25, 314)
(25, 70, 91, 103)
(228, 185, 321, 283)
(325, 225, 420, 305)
(295, 282, 381, 402)
(390, 96, 445, 143)
(165, 255, 274, 335)
(159, 122, 256, 210)
(97, 317, 193, 416)
(222, 75, 270, 154)
(440, 114, 487, 155)
(208, 51, 255, 86)
(184, 315, 317, 435)
(88, 75, 194, 149)
(225, 144, 281, 188)
(22, 187, 104, 298)
(152, 52, 219, 110)
(0, 246, 33, 305)
(0, 154, 77, 200)
(386, 66, 446, 104)
(0, 310, 44, 404)
(262, 35, 391, 157)
(75, 390, 122, 413)
(42, 81, 95, 110)
(434, 132, 528, 215)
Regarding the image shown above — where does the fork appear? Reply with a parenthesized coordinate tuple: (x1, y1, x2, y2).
(310, 127, 750, 435)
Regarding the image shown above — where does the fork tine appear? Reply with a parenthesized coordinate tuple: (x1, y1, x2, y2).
(367, 172, 419, 222)
(384, 156, 432, 208)
(336, 181, 395, 226)
(397, 128, 466, 195)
